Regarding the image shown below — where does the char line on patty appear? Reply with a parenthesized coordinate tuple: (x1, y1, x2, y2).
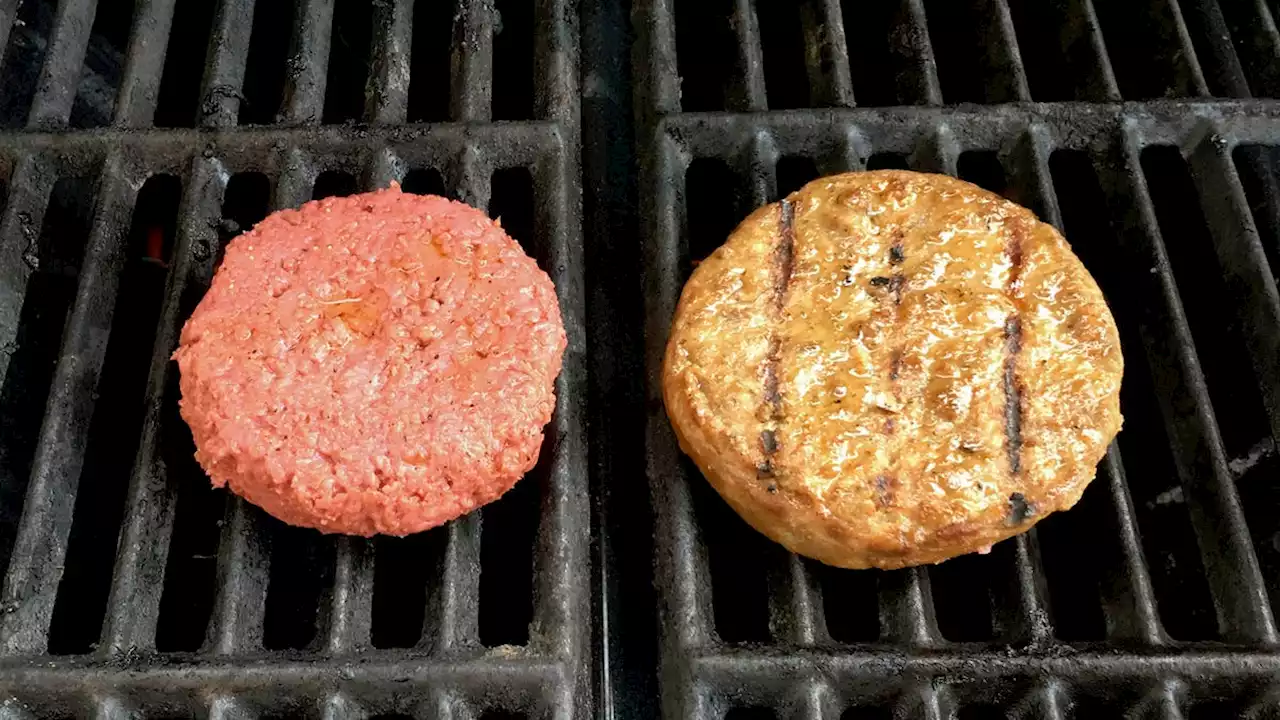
(757, 199, 797, 486)
(1004, 224, 1026, 481)
(878, 231, 907, 506)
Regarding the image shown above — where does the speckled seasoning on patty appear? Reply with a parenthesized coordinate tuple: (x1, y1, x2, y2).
(663, 171, 1122, 569)
(174, 184, 565, 536)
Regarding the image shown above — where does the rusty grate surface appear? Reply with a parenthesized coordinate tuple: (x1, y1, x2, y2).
(631, 0, 1280, 717)
(0, 1, 589, 719)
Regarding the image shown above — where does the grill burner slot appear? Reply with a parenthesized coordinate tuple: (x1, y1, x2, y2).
(407, 0, 454, 123)
(323, 0, 373, 124)
(154, 1, 216, 128)
(401, 167, 449, 198)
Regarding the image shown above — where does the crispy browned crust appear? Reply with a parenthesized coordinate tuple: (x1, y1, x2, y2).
(662, 170, 1123, 569)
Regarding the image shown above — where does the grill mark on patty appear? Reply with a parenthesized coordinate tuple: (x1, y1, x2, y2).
(1004, 223, 1026, 478)
(877, 230, 907, 507)
(773, 199, 796, 311)
(758, 199, 797, 489)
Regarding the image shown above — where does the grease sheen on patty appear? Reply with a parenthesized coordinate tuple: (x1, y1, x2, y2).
(663, 171, 1122, 569)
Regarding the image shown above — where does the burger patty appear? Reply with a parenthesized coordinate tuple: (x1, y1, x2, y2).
(663, 170, 1123, 569)
(175, 184, 566, 536)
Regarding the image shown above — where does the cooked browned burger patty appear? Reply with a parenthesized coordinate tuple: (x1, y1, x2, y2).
(663, 170, 1123, 569)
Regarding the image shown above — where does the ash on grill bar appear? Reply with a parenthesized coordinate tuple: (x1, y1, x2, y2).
(0, 0, 1276, 718)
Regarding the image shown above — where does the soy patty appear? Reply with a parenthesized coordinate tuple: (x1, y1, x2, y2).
(663, 170, 1122, 569)
(175, 185, 565, 536)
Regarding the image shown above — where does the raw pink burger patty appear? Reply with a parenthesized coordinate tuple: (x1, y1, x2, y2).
(174, 184, 566, 535)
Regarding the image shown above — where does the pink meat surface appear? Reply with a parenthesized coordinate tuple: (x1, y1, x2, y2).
(174, 184, 566, 535)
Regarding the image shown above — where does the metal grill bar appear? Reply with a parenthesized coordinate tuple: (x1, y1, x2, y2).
(99, 155, 227, 654)
(1076, 0, 1123, 100)
(26, 0, 98, 128)
(1183, 0, 1252, 97)
(1188, 131, 1280, 442)
(1240, 0, 1280, 95)
(199, 0, 256, 128)
(686, 648, 1280, 690)
(1166, 0, 1213, 96)
(0, 154, 54, 382)
(769, 553, 820, 646)
(208, 498, 270, 653)
(365, 0, 412, 125)
(448, 143, 491, 215)
(1098, 446, 1166, 643)
(902, 0, 943, 105)
(434, 514, 481, 651)
(0, 0, 20, 81)
(451, 0, 494, 123)
(811, 0, 853, 108)
(1117, 126, 1277, 644)
(533, 0, 580, 124)
(879, 568, 940, 644)
(0, 656, 565, 709)
(92, 696, 126, 720)
(113, 0, 178, 128)
(526, 151, 589, 665)
(319, 693, 357, 720)
(0, 157, 136, 655)
(1000, 128, 1068, 644)
(324, 537, 373, 654)
(731, 0, 767, 112)
(281, 0, 334, 125)
(989, 0, 1033, 101)
(205, 148, 313, 656)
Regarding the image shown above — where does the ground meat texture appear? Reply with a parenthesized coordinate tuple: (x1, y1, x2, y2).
(175, 185, 566, 536)
(663, 170, 1123, 569)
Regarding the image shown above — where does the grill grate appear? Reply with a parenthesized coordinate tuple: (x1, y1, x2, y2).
(0, 1, 588, 719)
(4, 0, 1280, 717)
(631, 0, 1280, 716)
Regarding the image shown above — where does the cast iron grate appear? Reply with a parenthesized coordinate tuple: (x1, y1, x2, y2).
(0, 1, 588, 719)
(633, 0, 1280, 717)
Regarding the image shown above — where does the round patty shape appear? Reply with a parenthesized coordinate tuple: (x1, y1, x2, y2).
(663, 170, 1122, 569)
(175, 184, 565, 536)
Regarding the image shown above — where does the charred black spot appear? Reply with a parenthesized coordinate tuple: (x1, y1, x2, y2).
(875, 475, 895, 507)
(757, 461, 774, 479)
(762, 343, 781, 409)
(760, 429, 778, 455)
(1008, 492, 1035, 524)
(839, 264, 855, 286)
(889, 244, 905, 264)
(869, 276, 891, 287)
(1007, 226, 1025, 278)
(889, 350, 903, 381)
(766, 483, 778, 494)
